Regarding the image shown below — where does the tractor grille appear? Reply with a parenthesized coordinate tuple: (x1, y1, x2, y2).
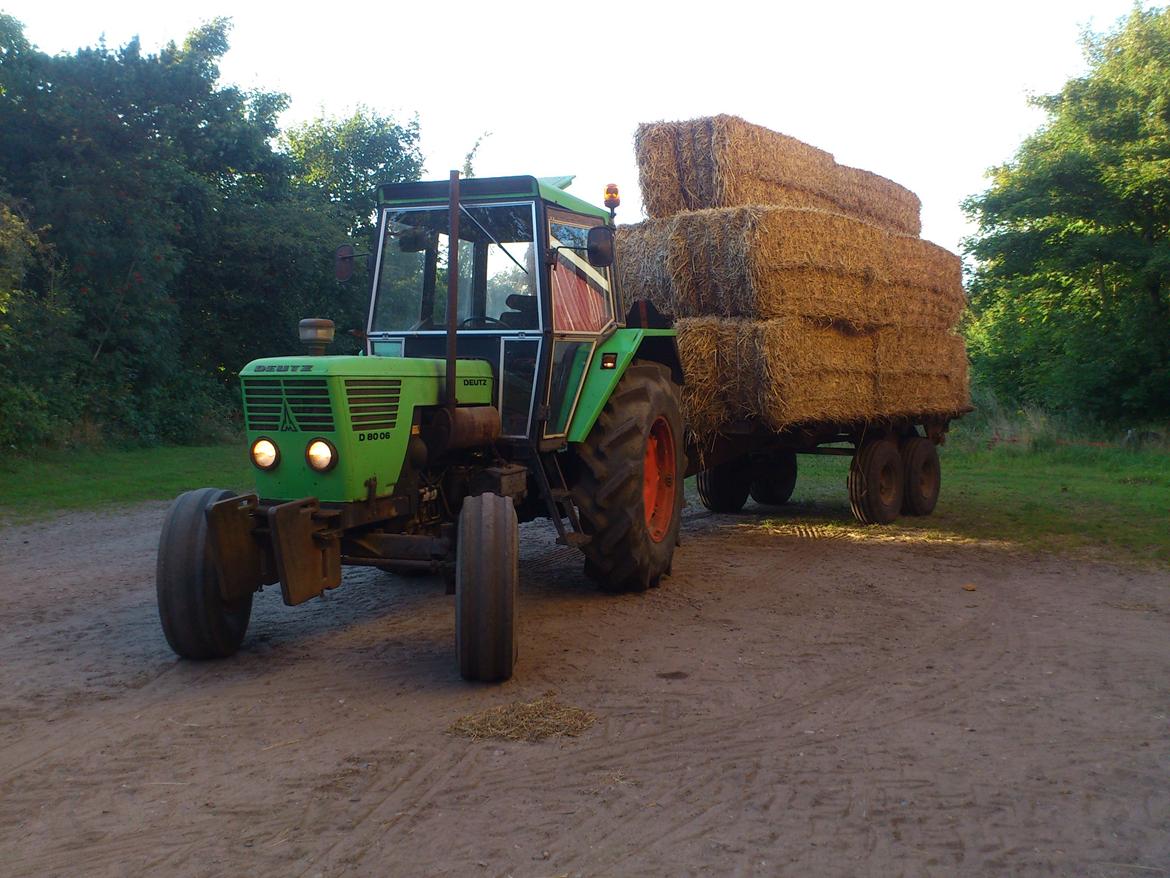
(345, 379, 401, 431)
(241, 378, 335, 433)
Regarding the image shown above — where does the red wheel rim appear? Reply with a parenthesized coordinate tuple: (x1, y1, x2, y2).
(643, 416, 676, 543)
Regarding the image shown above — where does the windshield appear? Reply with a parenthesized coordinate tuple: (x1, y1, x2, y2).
(371, 202, 538, 332)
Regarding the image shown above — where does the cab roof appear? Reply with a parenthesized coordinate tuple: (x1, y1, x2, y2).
(375, 175, 609, 222)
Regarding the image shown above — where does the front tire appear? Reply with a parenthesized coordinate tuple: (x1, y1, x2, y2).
(456, 492, 519, 682)
(572, 361, 684, 593)
(157, 488, 253, 659)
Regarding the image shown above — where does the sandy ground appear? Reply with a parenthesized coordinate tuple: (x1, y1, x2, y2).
(0, 498, 1167, 878)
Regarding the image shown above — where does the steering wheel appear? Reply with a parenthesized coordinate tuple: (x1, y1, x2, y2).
(459, 315, 508, 328)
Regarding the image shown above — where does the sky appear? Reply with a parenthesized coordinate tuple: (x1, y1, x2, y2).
(1, 0, 1145, 252)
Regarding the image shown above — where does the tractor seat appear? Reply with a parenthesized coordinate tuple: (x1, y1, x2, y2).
(499, 293, 538, 329)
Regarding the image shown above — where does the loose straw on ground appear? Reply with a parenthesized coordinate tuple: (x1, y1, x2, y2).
(449, 693, 597, 743)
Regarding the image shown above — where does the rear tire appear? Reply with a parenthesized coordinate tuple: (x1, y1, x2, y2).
(900, 436, 941, 516)
(750, 450, 798, 506)
(697, 459, 752, 513)
(571, 361, 684, 593)
(847, 439, 904, 525)
(456, 492, 518, 682)
(157, 487, 253, 659)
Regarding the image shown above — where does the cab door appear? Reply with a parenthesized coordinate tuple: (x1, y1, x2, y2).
(543, 210, 616, 439)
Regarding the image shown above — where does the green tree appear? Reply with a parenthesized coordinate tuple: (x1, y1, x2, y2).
(963, 5, 1170, 422)
(0, 17, 293, 441)
(0, 17, 423, 447)
(285, 109, 423, 236)
(0, 198, 84, 446)
(462, 130, 491, 178)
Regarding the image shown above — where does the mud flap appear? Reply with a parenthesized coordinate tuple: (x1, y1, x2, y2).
(268, 498, 342, 606)
(206, 493, 277, 602)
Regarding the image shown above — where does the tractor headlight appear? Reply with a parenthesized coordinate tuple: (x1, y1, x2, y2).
(250, 437, 279, 471)
(306, 438, 337, 472)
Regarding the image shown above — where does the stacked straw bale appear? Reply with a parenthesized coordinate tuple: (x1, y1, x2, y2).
(875, 327, 970, 418)
(626, 115, 970, 436)
(636, 115, 922, 235)
(617, 206, 964, 330)
(674, 318, 969, 436)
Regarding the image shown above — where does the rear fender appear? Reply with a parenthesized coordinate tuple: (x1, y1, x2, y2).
(566, 328, 681, 444)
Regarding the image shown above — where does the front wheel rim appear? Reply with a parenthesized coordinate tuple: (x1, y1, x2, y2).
(643, 416, 676, 543)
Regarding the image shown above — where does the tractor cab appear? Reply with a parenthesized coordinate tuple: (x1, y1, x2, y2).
(363, 176, 617, 442)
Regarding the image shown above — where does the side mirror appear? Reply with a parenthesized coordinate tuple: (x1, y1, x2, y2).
(586, 226, 615, 268)
(334, 244, 356, 283)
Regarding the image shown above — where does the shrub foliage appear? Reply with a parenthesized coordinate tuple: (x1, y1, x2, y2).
(964, 6, 1170, 424)
(0, 16, 421, 447)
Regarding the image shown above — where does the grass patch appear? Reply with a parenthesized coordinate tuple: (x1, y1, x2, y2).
(695, 443, 1170, 567)
(6, 434, 1170, 568)
(0, 443, 251, 524)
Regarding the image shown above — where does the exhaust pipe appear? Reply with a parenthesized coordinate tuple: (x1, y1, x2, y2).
(446, 170, 460, 413)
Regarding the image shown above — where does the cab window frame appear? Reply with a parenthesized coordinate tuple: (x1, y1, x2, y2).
(546, 208, 616, 337)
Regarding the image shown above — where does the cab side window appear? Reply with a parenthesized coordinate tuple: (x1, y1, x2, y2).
(549, 221, 612, 333)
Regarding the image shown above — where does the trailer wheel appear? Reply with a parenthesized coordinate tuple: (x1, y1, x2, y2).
(750, 450, 798, 506)
(572, 361, 684, 593)
(900, 436, 941, 516)
(847, 439, 904, 525)
(157, 487, 253, 659)
(697, 459, 752, 513)
(456, 492, 518, 682)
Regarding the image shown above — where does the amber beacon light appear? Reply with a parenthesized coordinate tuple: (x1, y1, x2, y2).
(603, 183, 621, 210)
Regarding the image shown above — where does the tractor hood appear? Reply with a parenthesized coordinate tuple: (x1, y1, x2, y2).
(239, 355, 494, 503)
(240, 354, 494, 389)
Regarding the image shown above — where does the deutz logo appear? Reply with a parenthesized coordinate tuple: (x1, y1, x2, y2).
(279, 401, 298, 432)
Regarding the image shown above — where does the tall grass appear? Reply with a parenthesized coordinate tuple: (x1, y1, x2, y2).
(950, 383, 1169, 453)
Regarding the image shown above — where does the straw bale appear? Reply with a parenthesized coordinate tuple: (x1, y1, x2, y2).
(633, 121, 688, 217)
(875, 328, 971, 416)
(677, 317, 970, 437)
(755, 319, 877, 427)
(677, 317, 876, 433)
(675, 317, 755, 435)
(635, 115, 922, 235)
(617, 207, 965, 331)
(614, 218, 673, 314)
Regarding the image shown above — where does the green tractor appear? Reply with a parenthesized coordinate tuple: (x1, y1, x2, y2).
(157, 173, 684, 681)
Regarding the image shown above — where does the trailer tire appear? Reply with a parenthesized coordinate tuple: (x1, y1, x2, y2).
(157, 487, 253, 660)
(572, 361, 684, 593)
(750, 450, 798, 506)
(456, 492, 518, 682)
(697, 459, 752, 513)
(848, 439, 904, 525)
(900, 436, 941, 516)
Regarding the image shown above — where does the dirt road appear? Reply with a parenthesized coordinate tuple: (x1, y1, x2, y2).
(1, 500, 1167, 877)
